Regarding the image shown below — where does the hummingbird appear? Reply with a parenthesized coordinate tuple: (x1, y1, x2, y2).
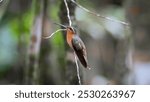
(66, 26, 90, 69)
(52, 23, 90, 69)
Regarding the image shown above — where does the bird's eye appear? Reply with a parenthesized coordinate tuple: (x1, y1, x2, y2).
(68, 27, 75, 32)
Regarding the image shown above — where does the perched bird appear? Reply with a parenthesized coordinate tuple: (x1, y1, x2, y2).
(66, 26, 90, 69)
(51, 23, 90, 69)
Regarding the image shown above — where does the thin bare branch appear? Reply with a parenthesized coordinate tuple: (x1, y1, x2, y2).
(42, 29, 66, 39)
(71, 0, 129, 26)
(64, 0, 72, 26)
(74, 52, 81, 85)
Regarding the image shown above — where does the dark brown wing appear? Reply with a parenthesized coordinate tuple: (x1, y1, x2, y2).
(72, 35, 89, 69)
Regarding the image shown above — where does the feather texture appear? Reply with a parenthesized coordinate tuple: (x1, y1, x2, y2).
(72, 35, 90, 69)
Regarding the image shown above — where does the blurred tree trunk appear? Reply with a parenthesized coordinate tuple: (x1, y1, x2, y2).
(39, 0, 53, 84)
(59, 0, 83, 84)
(126, 0, 150, 61)
(15, 15, 26, 84)
(99, 33, 129, 84)
(25, 0, 44, 84)
(125, 0, 150, 84)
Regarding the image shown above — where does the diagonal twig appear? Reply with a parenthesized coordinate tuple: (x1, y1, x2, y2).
(71, 0, 129, 26)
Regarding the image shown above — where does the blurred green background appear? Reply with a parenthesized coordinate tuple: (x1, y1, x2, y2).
(0, 0, 150, 85)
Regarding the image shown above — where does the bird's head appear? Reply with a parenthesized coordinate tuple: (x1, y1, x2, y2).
(67, 26, 76, 34)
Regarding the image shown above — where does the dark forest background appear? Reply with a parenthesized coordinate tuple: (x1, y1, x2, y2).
(0, 0, 150, 85)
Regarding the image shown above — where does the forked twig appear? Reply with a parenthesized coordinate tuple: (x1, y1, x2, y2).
(71, 0, 129, 26)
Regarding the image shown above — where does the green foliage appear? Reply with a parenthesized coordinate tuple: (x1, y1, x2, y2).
(50, 0, 65, 62)
(50, 0, 61, 21)
(10, 11, 33, 42)
(51, 29, 65, 63)
(0, 2, 33, 78)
